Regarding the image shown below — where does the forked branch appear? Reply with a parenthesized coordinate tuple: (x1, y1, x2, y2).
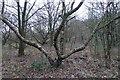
(0, 16, 54, 65)
(61, 14, 120, 60)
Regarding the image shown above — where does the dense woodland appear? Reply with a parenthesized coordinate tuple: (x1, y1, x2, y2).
(0, 0, 120, 78)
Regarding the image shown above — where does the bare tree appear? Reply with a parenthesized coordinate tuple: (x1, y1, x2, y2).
(15, 0, 28, 56)
(86, 1, 120, 68)
(2, 0, 45, 56)
(1, 0, 120, 67)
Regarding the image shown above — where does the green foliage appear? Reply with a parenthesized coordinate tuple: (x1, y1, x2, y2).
(31, 54, 50, 71)
(31, 60, 48, 71)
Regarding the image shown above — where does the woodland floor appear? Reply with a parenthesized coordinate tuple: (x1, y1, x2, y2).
(2, 45, 119, 78)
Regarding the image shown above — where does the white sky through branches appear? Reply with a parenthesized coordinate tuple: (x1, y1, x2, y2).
(1, 0, 120, 19)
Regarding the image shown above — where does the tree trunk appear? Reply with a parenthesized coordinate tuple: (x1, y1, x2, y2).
(60, 27, 65, 55)
(18, 40, 25, 57)
(51, 58, 62, 67)
(17, 1, 27, 57)
(56, 58, 62, 67)
(18, 26, 26, 57)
